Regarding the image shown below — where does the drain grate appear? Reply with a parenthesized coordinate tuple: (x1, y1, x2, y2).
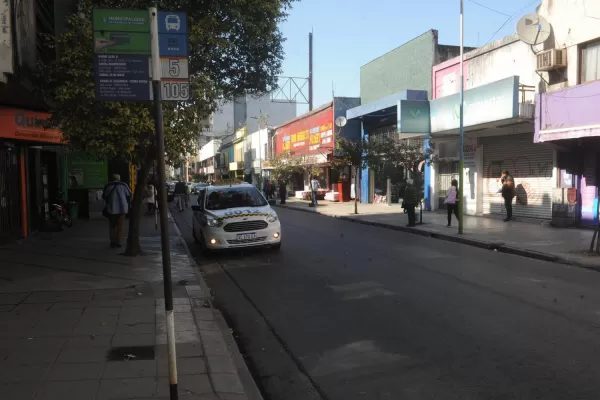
(107, 346, 155, 361)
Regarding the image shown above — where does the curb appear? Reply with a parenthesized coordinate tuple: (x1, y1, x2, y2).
(170, 216, 265, 400)
(274, 204, 593, 270)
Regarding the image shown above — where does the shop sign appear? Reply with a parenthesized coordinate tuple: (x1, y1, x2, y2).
(0, 0, 14, 77)
(398, 100, 430, 135)
(430, 76, 519, 133)
(276, 106, 334, 156)
(463, 138, 476, 168)
(0, 108, 62, 143)
(66, 152, 108, 189)
(92, 9, 189, 102)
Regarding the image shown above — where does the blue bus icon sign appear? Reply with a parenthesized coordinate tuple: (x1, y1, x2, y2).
(165, 14, 180, 31)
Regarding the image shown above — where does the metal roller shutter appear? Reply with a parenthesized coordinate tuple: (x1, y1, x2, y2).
(482, 133, 554, 220)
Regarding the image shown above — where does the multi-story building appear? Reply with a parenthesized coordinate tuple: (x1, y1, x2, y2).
(427, 34, 541, 219)
(198, 140, 221, 182)
(346, 29, 474, 204)
(534, 0, 600, 225)
(197, 93, 297, 182)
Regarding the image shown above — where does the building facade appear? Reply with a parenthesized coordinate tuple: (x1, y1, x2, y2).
(349, 29, 470, 204)
(198, 139, 221, 182)
(273, 98, 361, 195)
(534, 0, 600, 225)
(428, 34, 544, 220)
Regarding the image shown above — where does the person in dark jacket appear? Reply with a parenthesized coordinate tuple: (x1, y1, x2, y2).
(501, 170, 515, 221)
(174, 180, 186, 212)
(279, 181, 287, 205)
(403, 179, 418, 227)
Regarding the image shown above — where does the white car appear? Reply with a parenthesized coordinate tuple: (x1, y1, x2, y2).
(192, 183, 281, 254)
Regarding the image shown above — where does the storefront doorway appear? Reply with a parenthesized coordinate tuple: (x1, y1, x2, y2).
(0, 147, 22, 242)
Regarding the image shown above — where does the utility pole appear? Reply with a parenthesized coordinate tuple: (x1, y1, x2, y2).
(308, 31, 313, 111)
(150, 7, 178, 400)
(458, 0, 465, 235)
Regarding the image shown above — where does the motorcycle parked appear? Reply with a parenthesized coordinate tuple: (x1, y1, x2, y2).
(50, 192, 73, 228)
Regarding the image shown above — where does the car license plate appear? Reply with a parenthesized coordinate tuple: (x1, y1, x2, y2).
(237, 233, 256, 240)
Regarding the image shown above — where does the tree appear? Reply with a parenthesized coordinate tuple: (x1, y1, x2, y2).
(271, 151, 301, 183)
(335, 136, 435, 214)
(334, 137, 389, 214)
(36, 0, 296, 255)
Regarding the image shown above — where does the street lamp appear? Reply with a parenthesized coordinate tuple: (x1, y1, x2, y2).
(458, 0, 465, 234)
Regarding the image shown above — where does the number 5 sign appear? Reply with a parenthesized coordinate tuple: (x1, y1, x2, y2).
(162, 58, 188, 79)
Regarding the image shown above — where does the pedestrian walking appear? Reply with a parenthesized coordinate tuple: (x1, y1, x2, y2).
(310, 177, 320, 205)
(174, 179, 186, 212)
(444, 179, 459, 227)
(403, 179, 418, 227)
(279, 180, 287, 205)
(102, 174, 131, 248)
(501, 170, 516, 222)
(143, 181, 156, 215)
(264, 180, 272, 200)
(270, 180, 276, 199)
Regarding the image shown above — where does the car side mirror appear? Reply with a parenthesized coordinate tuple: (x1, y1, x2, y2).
(268, 199, 276, 206)
(191, 205, 203, 212)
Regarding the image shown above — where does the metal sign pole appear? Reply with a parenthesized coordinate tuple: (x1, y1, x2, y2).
(458, 0, 465, 235)
(150, 7, 178, 400)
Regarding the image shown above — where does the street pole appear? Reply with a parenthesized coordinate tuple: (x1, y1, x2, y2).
(308, 32, 313, 111)
(150, 7, 178, 400)
(458, 0, 465, 235)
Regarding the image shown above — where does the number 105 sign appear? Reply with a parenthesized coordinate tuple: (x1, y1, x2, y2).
(149, 57, 190, 101)
(162, 81, 190, 101)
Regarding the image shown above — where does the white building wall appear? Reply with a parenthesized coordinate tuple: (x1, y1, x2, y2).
(537, 0, 600, 88)
(199, 140, 221, 162)
(245, 96, 297, 132)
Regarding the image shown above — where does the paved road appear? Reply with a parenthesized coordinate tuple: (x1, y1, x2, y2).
(173, 198, 600, 400)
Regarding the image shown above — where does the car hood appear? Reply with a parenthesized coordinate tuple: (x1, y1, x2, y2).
(205, 206, 272, 221)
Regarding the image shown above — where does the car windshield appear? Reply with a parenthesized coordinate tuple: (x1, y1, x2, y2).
(205, 186, 267, 210)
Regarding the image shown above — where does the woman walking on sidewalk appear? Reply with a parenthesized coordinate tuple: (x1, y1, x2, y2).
(445, 179, 459, 227)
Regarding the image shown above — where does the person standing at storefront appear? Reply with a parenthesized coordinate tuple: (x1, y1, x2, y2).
(279, 180, 287, 205)
(444, 179, 459, 227)
(310, 176, 320, 206)
(501, 170, 516, 222)
(403, 179, 418, 227)
(102, 174, 131, 248)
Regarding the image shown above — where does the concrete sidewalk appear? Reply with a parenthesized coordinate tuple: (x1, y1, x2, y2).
(276, 199, 600, 269)
(0, 214, 261, 400)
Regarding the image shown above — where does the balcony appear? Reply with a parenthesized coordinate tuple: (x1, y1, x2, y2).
(206, 166, 215, 174)
(229, 161, 243, 171)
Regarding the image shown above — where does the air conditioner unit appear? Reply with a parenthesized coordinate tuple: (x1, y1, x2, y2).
(536, 48, 567, 71)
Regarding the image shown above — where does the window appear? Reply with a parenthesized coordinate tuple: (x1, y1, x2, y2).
(205, 187, 267, 210)
(581, 40, 600, 83)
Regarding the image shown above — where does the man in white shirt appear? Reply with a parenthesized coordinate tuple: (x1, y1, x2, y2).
(310, 177, 320, 205)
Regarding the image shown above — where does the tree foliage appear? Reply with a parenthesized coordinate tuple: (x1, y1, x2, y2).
(36, 0, 296, 254)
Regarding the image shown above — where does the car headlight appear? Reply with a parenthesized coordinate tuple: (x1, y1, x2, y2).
(267, 211, 278, 223)
(206, 217, 222, 227)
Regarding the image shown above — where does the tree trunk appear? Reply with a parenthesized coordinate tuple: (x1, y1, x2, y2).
(124, 161, 152, 257)
(354, 166, 359, 214)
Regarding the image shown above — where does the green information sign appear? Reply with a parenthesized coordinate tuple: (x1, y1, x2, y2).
(92, 9, 150, 32)
(66, 152, 108, 189)
(93, 31, 151, 54)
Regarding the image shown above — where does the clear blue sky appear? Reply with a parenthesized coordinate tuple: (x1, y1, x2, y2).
(279, 0, 540, 113)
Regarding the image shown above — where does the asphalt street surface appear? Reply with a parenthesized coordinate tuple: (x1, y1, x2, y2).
(173, 196, 600, 400)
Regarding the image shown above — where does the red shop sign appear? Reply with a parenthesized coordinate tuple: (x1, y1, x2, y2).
(275, 106, 334, 156)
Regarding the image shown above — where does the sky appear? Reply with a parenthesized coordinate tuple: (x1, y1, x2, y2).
(278, 0, 540, 114)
